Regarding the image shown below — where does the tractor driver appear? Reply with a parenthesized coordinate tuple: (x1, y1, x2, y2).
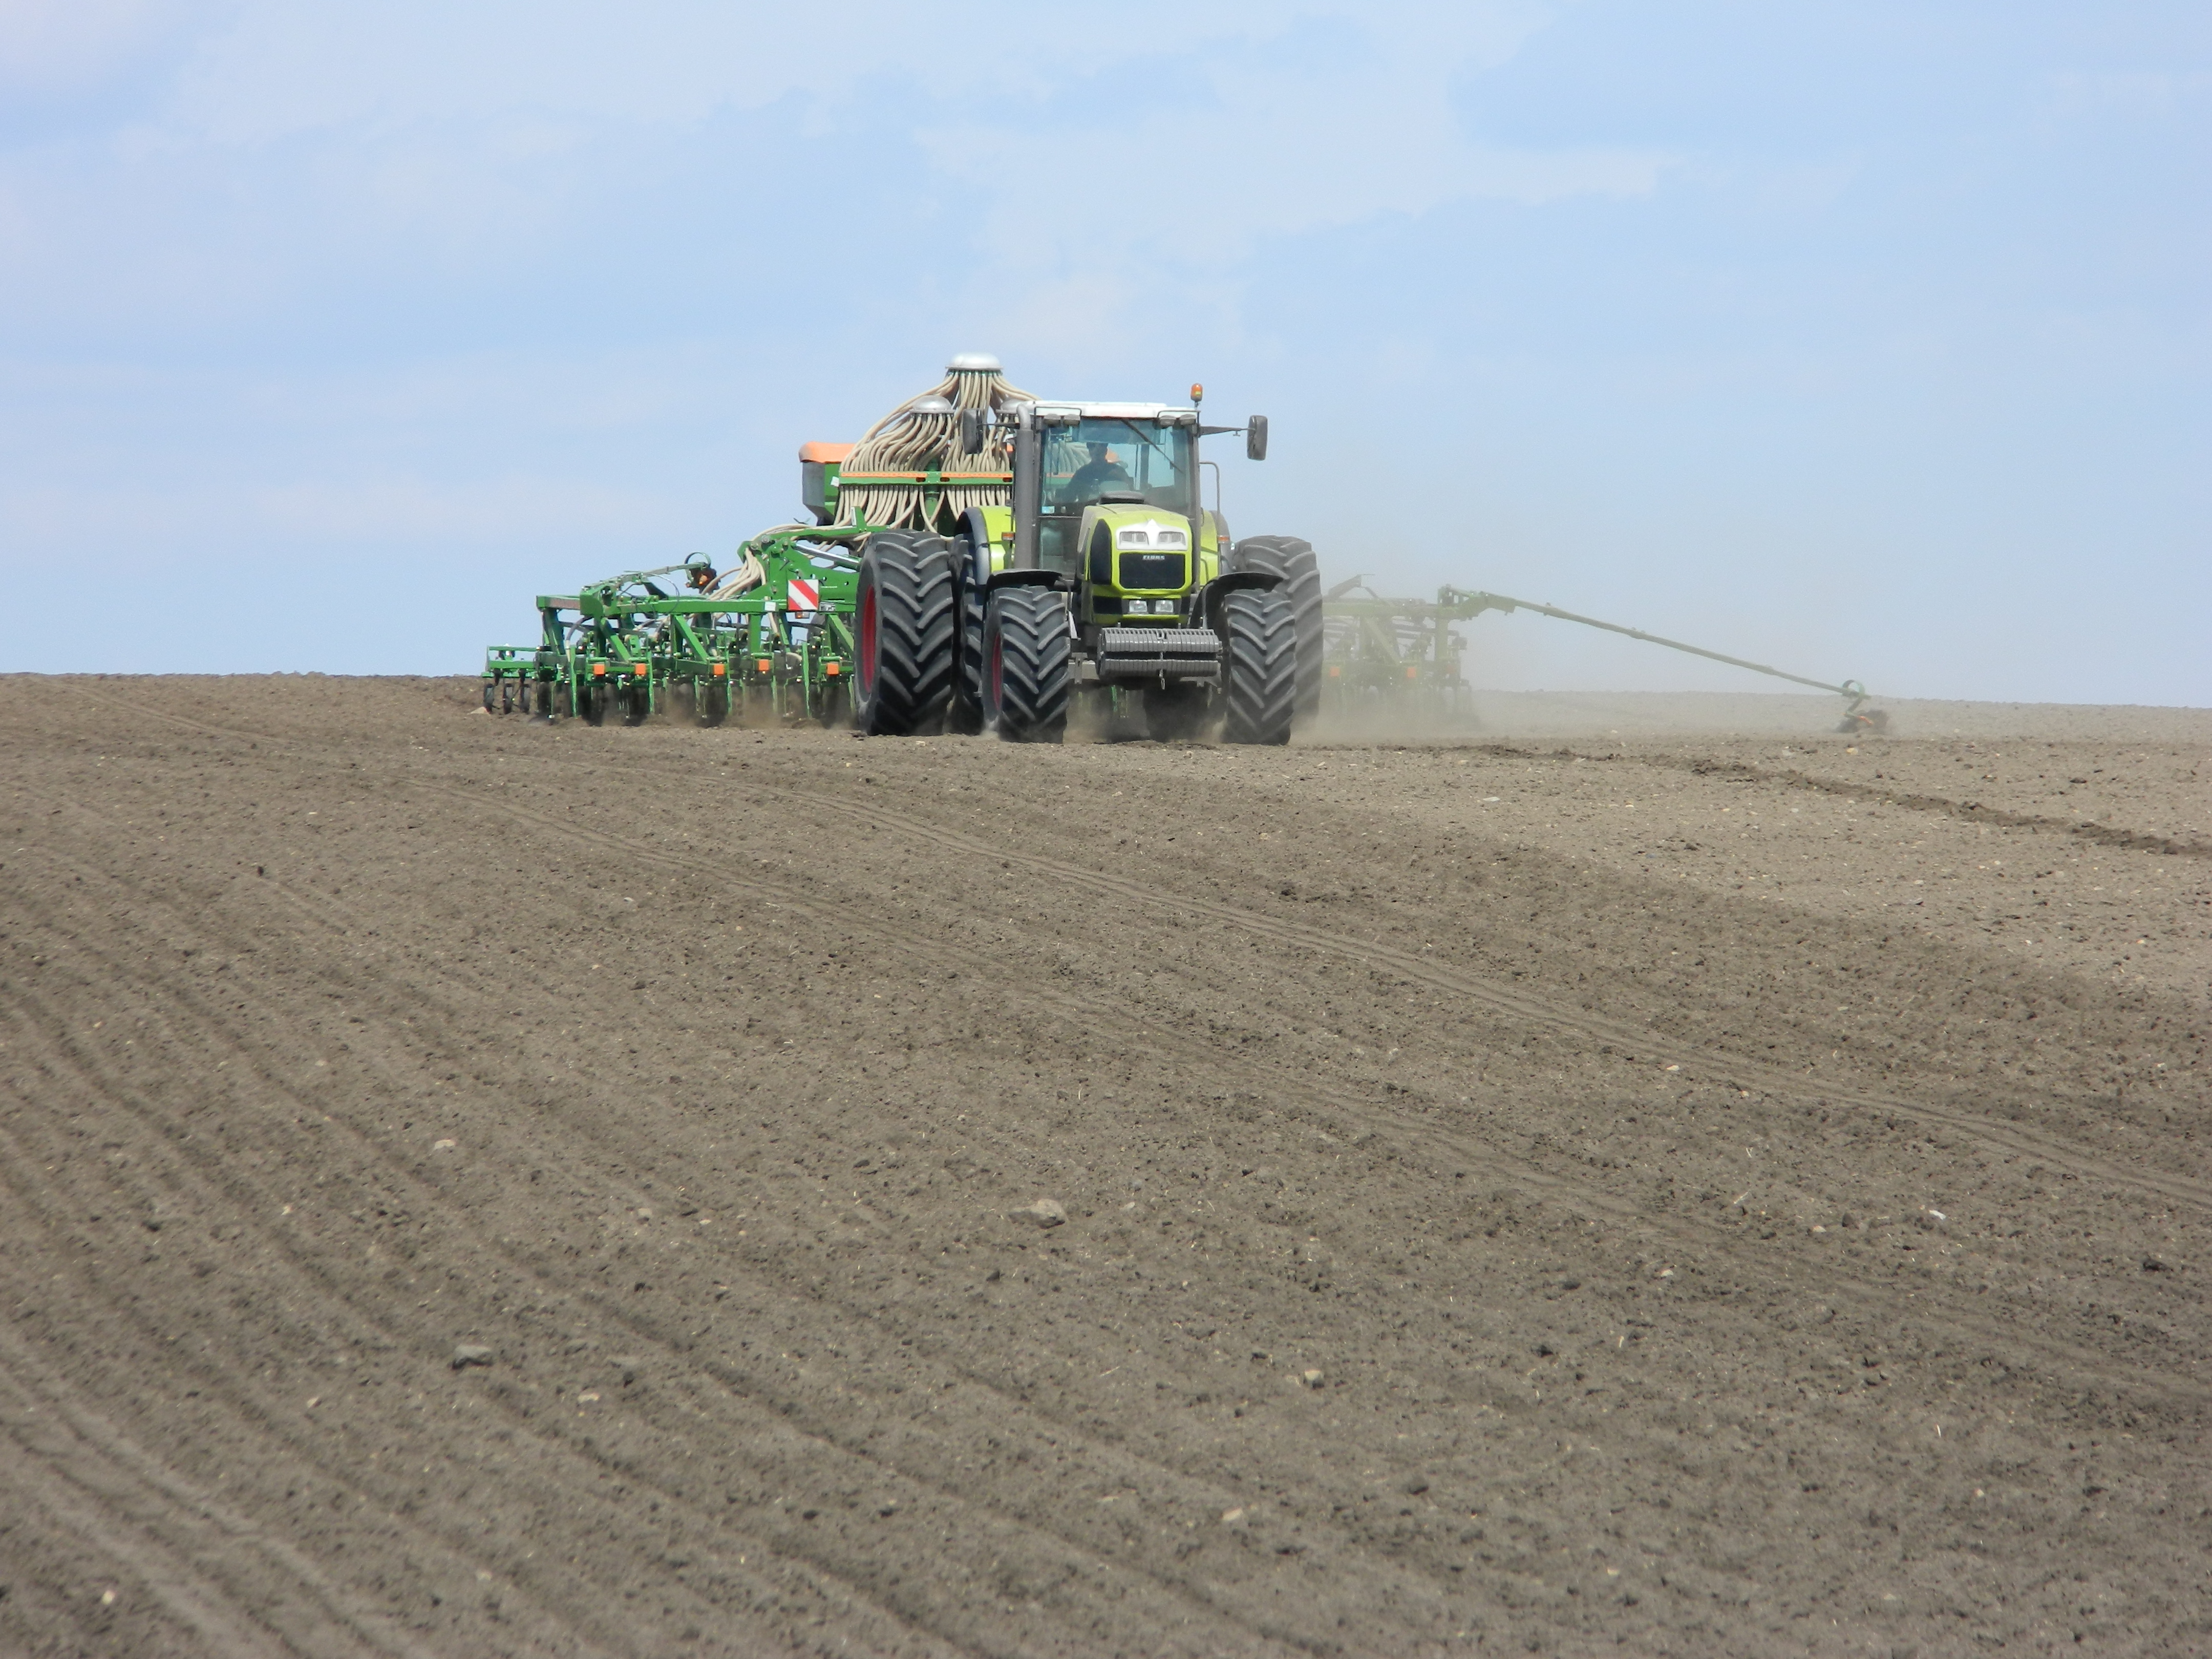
(1065, 441, 1132, 502)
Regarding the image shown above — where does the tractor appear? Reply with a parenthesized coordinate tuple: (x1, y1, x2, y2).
(809, 360, 1322, 743)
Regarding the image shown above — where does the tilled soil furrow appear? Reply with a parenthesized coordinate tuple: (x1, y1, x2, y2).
(1460, 741, 2212, 860)
(0, 1406, 303, 1659)
(0, 1114, 647, 1659)
(0, 973, 1016, 1659)
(2, 876, 1392, 1656)
(10, 818, 1833, 1645)
(254, 778, 2194, 1654)
(8, 680, 2207, 1656)
(0, 1026, 962, 1659)
(455, 742, 2200, 1182)
(22, 761, 2212, 1433)
(403, 778, 2209, 1408)
(767, 773, 2212, 1210)
(13, 830, 1535, 1653)
(0, 1320, 440, 1659)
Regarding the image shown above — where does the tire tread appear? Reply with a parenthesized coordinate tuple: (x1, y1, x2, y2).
(988, 587, 1072, 743)
(1220, 589, 1295, 745)
(858, 531, 956, 735)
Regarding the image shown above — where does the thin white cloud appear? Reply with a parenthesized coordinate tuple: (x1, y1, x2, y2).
(1, 472, 667, 549)
(156, 1, 1560, 139)
(4, 0, 1635, 339)
(2042, 69, 2211, 121)
(0, 0, 193, 91)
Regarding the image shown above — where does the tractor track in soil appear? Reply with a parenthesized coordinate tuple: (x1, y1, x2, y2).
(42, 775, 2185, 1431)
(23, 837, 1498, 1657)
(1455, 743, 2212, 863)
(0, 966, 974, 1659)
(423, 755, 2212, 1223)
(0, 878, 1338, 1658)
(0, 1312, 420, 1659)
(408, 778, 2205, 1411)
(5, 675, 2208, 1657)
(16, 792, 1548, 1652)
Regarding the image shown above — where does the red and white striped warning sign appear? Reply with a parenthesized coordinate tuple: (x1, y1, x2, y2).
(786, 578, 820, 612)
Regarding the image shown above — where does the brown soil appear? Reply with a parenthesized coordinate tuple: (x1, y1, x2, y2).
(3, 674, 2206, 1657)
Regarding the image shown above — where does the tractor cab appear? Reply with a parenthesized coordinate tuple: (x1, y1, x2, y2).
(1012, 402, 1220, 627)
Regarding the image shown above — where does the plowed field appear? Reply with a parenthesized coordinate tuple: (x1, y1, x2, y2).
(4, 675, 2207, 1657)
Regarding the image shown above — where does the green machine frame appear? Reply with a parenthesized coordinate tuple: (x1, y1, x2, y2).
(482, 528, 865, 726)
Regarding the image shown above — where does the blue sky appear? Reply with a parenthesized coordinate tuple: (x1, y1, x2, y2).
(3, 1, 2205, 702)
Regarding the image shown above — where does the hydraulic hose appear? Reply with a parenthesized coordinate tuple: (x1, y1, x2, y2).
(834, 357, 1036, 532)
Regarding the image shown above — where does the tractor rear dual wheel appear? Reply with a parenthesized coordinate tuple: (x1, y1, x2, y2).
(984, 586, 1071, 743)
(947, 559, 987, 735)
(855, 531, 957, 735)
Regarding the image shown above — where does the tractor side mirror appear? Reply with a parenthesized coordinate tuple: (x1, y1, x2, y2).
(1246, 415, 1269, 461)
(959, 407, 987, 455)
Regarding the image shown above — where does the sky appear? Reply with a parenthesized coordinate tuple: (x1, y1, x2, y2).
(2, 0, 2205, 703)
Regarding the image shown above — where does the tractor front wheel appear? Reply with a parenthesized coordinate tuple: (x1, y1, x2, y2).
(1227, 535, 1323, 726)
(1220, 588, 1295, 745)
(983, 586, 1071, 743)
(854, 530, 956, 735)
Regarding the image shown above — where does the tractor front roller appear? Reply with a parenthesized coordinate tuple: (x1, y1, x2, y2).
(984, 586, 1072, 743)
(1227, 536, 1323, 726)
(855, 530, 956, 735)
(1220, 588, 1296, 745)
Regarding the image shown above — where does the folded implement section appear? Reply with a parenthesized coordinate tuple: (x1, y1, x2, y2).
(1320, 578, 1883, 731)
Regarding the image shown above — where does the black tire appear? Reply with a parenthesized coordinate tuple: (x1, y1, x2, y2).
(1220, 588, 1295, 745)
(696, 679, 729, 726)
(1227, 535, 1322, 725)
(947, 563, 987, 735)
(1144, 683, 1210, 741)
(854, 530, 956, 735)
(481, 680, 496, 712)
(620, 675, 649, 726)
(983, 585, 1071, 744)
(579, 679, 606, 726)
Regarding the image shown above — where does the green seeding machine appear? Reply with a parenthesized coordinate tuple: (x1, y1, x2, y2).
(483, 525, 862, 729)
(485, 355, 1880, 739)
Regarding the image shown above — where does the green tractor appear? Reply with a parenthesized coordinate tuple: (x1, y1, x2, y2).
(809, 361, 1321, 743)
